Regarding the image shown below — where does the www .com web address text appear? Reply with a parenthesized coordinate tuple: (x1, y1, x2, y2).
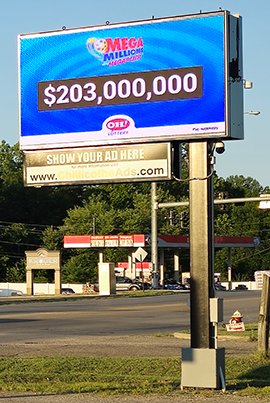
(27, 166, 168, 184)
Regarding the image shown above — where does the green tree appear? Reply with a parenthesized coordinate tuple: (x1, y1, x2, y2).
(61, 250, 98, 283)
(42, 226, 63, 251)
(213, 175, 270, 281)
(5, 260, 26, 282)
(1, 139, 269, 284)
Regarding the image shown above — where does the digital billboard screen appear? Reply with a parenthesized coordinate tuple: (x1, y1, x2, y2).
(18, 10, 243, 150)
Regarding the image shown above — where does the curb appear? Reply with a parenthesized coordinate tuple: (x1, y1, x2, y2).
(173, 332, 251, 342)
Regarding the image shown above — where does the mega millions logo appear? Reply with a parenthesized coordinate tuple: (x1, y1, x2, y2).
(86, 37, 144, 66)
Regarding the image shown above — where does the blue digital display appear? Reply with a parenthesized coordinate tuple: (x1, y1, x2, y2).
(19, 12, 227, 150)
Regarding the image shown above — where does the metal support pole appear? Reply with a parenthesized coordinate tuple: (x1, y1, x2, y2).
(93, 217, 96, 235)
(128, 255, 132, 277)
(258, 274, 270, 352)
(228, 248, 232, 291)
(189, 141, 215, 349)
(131, 253, 136, 280)
(174, 249, 180, 282)
(151, 182, 159, 289)
(159, 248, 165, 286)
(159, 196, 270, 208)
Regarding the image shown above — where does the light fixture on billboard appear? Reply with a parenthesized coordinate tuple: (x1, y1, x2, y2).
(243, 80, 253, 89)
(259, 194, 270, 210)
(244, 111, 260, 115)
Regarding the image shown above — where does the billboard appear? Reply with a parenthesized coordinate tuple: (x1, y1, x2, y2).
(18, 10, 243, 151)
(23, 142, 171, 186)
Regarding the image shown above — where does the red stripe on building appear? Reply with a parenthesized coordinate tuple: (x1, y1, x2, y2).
(63, 235, 91, 248)
(133, 234, 145, 247)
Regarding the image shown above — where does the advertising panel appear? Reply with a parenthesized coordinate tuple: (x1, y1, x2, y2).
(23, 142, 171, 186)
(63, 234, 145, 248)
(18, 10, 243, 151)
(119, 235, 134, 247)
(105, 236, 119, 247)
(91, 236, 105, 247)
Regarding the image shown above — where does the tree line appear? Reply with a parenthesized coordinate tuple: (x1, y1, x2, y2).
(0, 140, 269, 284)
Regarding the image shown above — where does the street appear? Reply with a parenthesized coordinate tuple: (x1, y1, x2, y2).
(0, 291, 261, 344)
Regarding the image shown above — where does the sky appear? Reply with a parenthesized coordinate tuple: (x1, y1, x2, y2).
(1, 0, 269, 188)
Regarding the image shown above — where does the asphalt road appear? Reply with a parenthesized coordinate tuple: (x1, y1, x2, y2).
(0, 290, 261, 344)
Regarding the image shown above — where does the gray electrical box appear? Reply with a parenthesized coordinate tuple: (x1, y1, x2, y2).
(210, 297, 223, 323)
(181, 347, 225, 389)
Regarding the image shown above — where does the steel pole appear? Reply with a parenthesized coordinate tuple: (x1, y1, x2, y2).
(228, 248, 232, 291)
(151, 182, 159, 289)
(159, 196, 270, 208)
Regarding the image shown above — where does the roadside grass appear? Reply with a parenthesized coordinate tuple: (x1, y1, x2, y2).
(226, 353, 270, 395)
(0, 289, 178, 306)
(218, 323, 258, 341)
(1, 352, 270, 396)
(0, 357, 180, 395)
(178, 323, 258, 342)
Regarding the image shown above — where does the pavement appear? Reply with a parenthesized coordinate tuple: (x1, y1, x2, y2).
(0, 392, 270, 403)
(0, 332, 257, 358)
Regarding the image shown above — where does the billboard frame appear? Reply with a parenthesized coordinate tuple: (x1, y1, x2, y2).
(18, 10, 243, 152)
(23, 142, 172, 187)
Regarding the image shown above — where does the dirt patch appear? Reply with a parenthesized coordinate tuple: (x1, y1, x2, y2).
(0, 333, 257, 357)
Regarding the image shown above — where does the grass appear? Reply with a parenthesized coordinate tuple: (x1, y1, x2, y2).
(0, 320, 266, 396)
(0, 356, 180, 394)
(1, 353, 270, 396)
(0, 289, 177, 306)
(226, 353, 270, 395)
(179, 323, 259, 342)
(218, 323, 258, 341)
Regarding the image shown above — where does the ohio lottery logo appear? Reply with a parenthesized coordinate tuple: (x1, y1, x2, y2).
(86, 37, 144, 66)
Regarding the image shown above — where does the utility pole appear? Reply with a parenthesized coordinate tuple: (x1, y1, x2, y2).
(181, 141, 225, 390)
(92, 217, 96, 236)
(151, 182, 159, 289)
(189, 141, 215, 348)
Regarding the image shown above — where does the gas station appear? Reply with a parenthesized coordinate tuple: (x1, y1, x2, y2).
(64, 234, 258, 284)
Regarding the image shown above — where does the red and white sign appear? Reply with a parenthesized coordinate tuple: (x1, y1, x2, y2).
(226, 322, 245, 332)
(106, 118, 130, 131)
(63, 234, 257, 249)
(133, 234, 145, 247)
(63, 235, 91, 248)
(119, 235, 133, 247)
(91, 236, 105, 247)
(105, 235, 119, 247)
(63, 234, 145, 248)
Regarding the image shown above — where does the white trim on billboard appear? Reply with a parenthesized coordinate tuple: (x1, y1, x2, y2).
(20, 121, 226, 150)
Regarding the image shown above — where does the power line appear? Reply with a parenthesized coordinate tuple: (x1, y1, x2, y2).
(0, 220, 57, 229)
(0, 252, 25, 259)
(233, 246, 270, 264)
(0, 240, 41, 247)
